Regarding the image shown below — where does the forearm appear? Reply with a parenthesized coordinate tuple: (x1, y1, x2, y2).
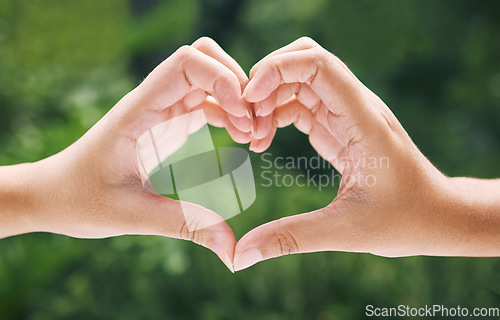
(0, 163, 40, 238)
(435, 177, 500, 256)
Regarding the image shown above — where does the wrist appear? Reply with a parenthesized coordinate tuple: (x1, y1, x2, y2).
(424, 176, 500, 256)
(0, 162, 43, 238)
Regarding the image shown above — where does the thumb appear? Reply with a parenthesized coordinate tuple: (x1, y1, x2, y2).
(138, 195, 237, 272)
(233, 205, 357, 271)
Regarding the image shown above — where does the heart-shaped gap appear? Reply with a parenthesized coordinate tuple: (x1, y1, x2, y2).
(141, 119, 339, 236)
(212, 125, 339, 239)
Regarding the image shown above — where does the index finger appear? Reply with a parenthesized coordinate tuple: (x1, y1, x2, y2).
(137, 45, 248, 118)
(243, 48, 383, 126)
(192, 37, 249, 89)
(249, 36, 319, 79)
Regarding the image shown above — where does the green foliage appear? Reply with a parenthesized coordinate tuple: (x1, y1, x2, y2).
(127, 0, 197, 55)
(0, 0, 499, 319)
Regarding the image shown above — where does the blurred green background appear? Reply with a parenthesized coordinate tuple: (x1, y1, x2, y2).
(1, 0, 499, 319)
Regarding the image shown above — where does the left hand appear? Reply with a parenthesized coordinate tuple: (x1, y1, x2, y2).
(2, 37, 252, 272)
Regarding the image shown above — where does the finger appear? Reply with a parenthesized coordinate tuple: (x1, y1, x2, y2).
(264, 99, 346, 172)
(183, 88, 208, 110)
(257, 83, 319, 117)
(190, 98, 227, 127)
(313, 103, 336, 135)
(308, 123, 345, 173)
(248, 36, 318, 122)
(249, 123, 277, 153)
(244, 48, 338, 103)
(226, 119, 252, 144)
(192, 37, 249, 89)
(233, 206, 355, 271)
(243, 48, 385, 131)
(141, 102, 192, 167)
(192, 37, 254, 131)
(257, 91, 276, 117)
(228, 114, 253, 133)
(249, 36, 319, 79)
(191, 98, 252, 143)
(257, 83, 298, 117)
(249, 99, 312, 153)
(253, 102, 263, 121)
(138, 45, 248, 117)
(273, 99, 313, 135)
(250, 37, 355, 81)
(253, 113, 274, 140)
(135, 195, 237, 272)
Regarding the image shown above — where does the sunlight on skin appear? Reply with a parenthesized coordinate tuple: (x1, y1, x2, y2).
(0, 37, 254, 273)
(234, 37, 500, 271)
(1, 37, 499, 274)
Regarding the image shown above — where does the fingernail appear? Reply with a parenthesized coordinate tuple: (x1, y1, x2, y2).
(234, 248, 262, 271)
(236, 102, 248, 118)
(250, 117, 257, 136)
(242, 81, 253, 99)
(212, 244, 234, 273)
(249, 140, 257, 152)
(255, 103, 261, 117)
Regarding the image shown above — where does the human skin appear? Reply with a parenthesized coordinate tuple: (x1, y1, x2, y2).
(0, 37, 253, 273)
(1, 37, 499, 273)
(233, 37, 500, 271)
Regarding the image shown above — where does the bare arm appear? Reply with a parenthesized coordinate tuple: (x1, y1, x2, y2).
(0, 37, 253, 273)
(441, 177, 500, 256)
(234, 37, 500, 271)
(0, 163, 41, 238)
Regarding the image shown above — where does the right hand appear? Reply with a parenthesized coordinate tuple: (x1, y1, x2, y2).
(234, 37, 473, 271)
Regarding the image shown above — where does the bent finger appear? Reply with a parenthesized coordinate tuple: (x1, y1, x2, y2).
(249, 36, 319, 78)
(192, 37, 253, 130)
(249, 123, 277, 153)
(138, 45, 248, 117)
(192, 37, 249, 89)
(243, 48, 384, 130)
(253, 113, 274, 140)
(191, 99, 252, 143)
(273, 99, 313, 135)
(233, 206, 356, 271)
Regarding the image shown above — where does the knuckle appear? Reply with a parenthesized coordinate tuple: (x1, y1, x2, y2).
(213, 74, 229, 90)
(214, 70, 238, 91)
(297, 36, 318, 47)
(178, 215, 205, 244)
(274, 220, 300, 256)
(192, 36, 217, 49)
(178, 220, 190, 240)
(308, 46, 331, 66)
(213, 75, 237, 103)
(174, 45, 195, 60)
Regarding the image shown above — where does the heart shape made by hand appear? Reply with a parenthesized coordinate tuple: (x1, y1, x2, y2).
(128, 36, 441, 272)
(9, 35, 492, 273)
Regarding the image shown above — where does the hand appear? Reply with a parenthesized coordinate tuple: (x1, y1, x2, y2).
(0, 37, 252, 272)
(3, 36, 499, 273)
(234, 37, 500, 271)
